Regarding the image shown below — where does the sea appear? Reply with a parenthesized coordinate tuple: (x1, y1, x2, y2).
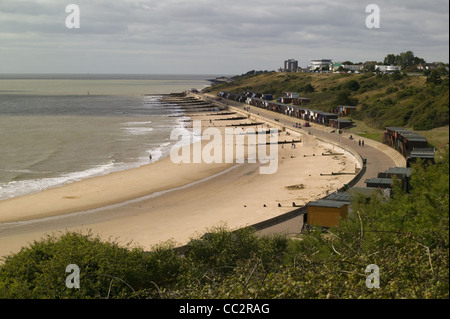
(0, 74, 219, 200)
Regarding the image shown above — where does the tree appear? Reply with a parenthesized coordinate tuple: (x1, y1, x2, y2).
(364, 64, 376, 72)
(384, 54, 396, 65)
(345, 79, 360, 91)
(303, 84, 315, 93)
(383, 51, 426, 69)
(399, 51, 415, 68)
(334, 90, 358, 106)
(427, 69, 443, 85)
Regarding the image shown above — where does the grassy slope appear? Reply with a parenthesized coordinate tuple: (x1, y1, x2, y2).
(207, 72, 449, 149)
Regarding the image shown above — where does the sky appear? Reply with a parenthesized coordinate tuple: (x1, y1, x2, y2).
(0, 0, 448, 75)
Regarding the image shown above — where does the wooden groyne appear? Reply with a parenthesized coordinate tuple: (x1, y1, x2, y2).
(215, 116, 248, 121)
(159, 94, 228, 114)
(226, 122, 265, 127)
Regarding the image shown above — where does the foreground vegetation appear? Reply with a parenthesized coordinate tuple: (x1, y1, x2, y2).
(0, 149, 448, 299)
(207, 70, 449, 132)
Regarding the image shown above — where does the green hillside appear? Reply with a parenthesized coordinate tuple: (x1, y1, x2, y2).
(206, 71, 449, 133)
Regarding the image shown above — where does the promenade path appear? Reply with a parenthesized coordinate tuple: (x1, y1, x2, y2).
(201, 93, 406, 236)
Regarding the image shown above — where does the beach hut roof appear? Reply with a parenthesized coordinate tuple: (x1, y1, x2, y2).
(364, 178, 393, 187)
(319, 111, 337, 116)
(292, 105, 309, 111)
(385, 127, 408, 131)
(331, 119, 353, 123)
(324, 192, 352, 202)
(403, 134, 428, 143)
(409, 149, 435, 159)
(307, 199, 349, 208)
(383, 167, 413, 178)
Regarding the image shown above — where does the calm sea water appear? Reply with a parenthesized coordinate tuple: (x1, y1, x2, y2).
(0, 74, 216, 200)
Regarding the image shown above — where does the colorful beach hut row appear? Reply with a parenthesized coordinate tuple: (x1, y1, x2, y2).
(279, 92, 311, 105)
(382, 127, 435, 165)
(218, 91, 248, 103)
(218, 91, 354, 129)
(240, 91, 275, 101)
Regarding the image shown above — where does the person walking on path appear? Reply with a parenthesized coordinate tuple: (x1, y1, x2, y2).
(359, 140, 361, 147)
(362, 140, 365, 147)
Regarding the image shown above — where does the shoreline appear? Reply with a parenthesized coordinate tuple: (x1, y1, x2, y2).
(0, 94, 358, 258)
(0, 163, 244, 228)
(0, 94, 189, 201)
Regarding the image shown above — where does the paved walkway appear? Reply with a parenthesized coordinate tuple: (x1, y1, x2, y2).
(201, 94, 404, 235)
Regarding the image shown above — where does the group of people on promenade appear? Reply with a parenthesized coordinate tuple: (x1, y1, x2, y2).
(359, 140, 365, 147)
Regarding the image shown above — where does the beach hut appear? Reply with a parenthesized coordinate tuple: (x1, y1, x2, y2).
(330, 119, 354, 130)
(267, 101, 284, 113)
(317, 111, 338, 126)
(280, 97, 293, 104)
(292, 97, 311, 106)
(383, 127, 429, 157)
(307, 110, 320, 123)
(378, 167, 412, 178)
(285, 105, 295, 117)
(337, 105, 357, 116)
(291, 105, 307, 119)
(282, 92, 300, 99)
(364, 177, 393, 189)
(397, 131, 429, 157)
(407, 148, 436, 167)
(378, 167, 413, 192)
(306, 199, 350, 228)
(383, 127, 410, 151)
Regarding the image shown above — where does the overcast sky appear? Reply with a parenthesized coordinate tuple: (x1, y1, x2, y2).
(0, 0, 448, 75)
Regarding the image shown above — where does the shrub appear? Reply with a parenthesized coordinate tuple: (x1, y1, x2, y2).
(0, 231, 149, 299)
(345, 79, 361, 91)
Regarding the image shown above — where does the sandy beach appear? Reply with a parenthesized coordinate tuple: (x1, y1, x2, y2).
(0, 96, 357, 258)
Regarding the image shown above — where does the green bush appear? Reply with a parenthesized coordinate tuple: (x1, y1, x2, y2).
(0, 231, 149, 299)
(345, 79, 361, 91)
